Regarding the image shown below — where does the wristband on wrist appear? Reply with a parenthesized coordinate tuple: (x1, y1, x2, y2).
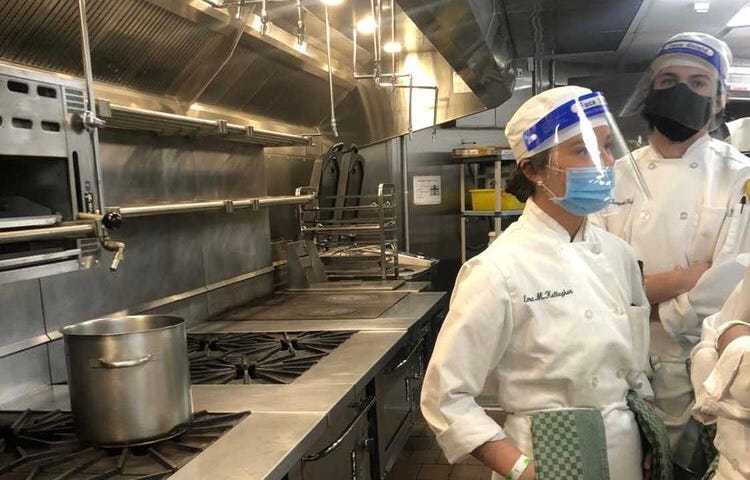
(505, 454, 531, 480)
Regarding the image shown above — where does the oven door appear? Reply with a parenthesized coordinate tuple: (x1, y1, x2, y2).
(375, 335, 425, 478)
(299, 394, 376, 480)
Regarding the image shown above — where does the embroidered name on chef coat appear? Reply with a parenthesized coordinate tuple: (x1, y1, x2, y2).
(523, 289, 574, 303)
(611, 198, 634, 206)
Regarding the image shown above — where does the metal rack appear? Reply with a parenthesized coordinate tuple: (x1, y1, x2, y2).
(299, 183, 399, 279)
(455, 147, 521, 263)
(96, 100, 313, 148)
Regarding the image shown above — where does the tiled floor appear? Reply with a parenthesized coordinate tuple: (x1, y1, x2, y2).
(387, 414, 496, 480)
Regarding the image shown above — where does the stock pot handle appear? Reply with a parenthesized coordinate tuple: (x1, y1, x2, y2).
(96, 354, 153, 368)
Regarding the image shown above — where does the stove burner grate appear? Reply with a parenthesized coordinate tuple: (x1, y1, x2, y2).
(187, 331, 354, 385)
(0, 410, 248, 480)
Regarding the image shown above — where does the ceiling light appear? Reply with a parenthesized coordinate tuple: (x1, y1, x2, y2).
(321, 0, 344, 6)
(728, 4, 750, 27)
(356, 16, 377, 35)
(383, 41, 403, 53)
(694, 0, 710, 13)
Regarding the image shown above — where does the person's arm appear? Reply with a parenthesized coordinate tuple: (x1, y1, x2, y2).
(654, 179, 750, 335)
(692, 282, 750, 424)
(474, 440, 534, 480)
(717, 323, 750, 356)
(643, 262, 711, 307)
(420, 260, 529, 477)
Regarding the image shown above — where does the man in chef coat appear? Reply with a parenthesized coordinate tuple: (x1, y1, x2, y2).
(595, 32, 750, 479)
(690, 264, 750, 480)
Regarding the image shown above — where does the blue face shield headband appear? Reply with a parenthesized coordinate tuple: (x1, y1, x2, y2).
(656, 39, 725, 88)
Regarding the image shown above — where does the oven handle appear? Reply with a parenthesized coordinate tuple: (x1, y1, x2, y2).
(384, 337, 424, 374)
(303, 395, 376, 462)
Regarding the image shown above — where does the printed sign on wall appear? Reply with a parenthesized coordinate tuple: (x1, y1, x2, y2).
(413, 175, 442, 205)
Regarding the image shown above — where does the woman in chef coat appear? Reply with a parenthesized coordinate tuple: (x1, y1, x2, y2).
(421, 86, 654, 480)
(595, 32, 750, 478)
(690, 264, 750, 480)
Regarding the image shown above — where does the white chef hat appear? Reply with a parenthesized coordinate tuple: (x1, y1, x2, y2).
(505, 86, 611, 163)
(650, 32, 733, 87)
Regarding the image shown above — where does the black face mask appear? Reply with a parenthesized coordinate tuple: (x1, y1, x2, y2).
(642, 83, 713, 142)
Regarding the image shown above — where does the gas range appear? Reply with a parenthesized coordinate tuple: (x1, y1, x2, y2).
(0, 410, 249, 480)
(186, 331, 355, 385)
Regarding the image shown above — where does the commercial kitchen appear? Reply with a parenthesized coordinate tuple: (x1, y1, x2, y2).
(0, 1, 749, 480)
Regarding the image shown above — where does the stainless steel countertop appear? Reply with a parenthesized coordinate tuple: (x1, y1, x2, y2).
(169, 412, 328, 480)
(190, 292, 447, 333)
(2, 383, 355, 414)
(0, 292, 447, 480)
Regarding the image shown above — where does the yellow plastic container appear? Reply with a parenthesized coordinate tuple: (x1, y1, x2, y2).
(469, 189, 526, 211)
(501, 190, 525, 211)
(469, 189, 495, 211)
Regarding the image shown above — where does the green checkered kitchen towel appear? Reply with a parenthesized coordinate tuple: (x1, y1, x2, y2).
(701, 455, 719, 480)
(530, 408, 610, 480)
(626, 391, 673, 480)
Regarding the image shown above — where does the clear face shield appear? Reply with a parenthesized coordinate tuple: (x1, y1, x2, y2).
(621, 46, 725, 142)
(521, 92, 650, 216)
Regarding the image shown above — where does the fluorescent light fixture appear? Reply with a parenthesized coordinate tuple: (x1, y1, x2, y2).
(383, 41, 403, 53)
(356, 16, 377, 35)
(728, 3, 750, 27)
(694, 0, 710, 13)
(321, 0, 344, 6)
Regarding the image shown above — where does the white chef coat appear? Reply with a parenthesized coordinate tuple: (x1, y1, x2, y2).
(593, 136, 750, 457)
(691, 282, 750, 480)
(421, 198, 652, 480)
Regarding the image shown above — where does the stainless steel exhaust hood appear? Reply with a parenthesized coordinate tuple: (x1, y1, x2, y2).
(0, 0, 515, 146)
(396, 0, 516, 109)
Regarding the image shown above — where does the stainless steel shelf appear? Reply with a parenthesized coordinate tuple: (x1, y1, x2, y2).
(0, 223, 96, 245)
(301, 224, 397, 233)
(107, 194, 316, 218)
(0, 215, 62, 230)
(97, 101, 313, 148)
(461, 210, 523, 217)
(456, 156, 516, 164)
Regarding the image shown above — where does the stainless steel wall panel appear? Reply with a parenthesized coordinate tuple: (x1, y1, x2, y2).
(265, 154, 316, 241)
(98, 132, 199, 205)
(403, 127, 509, 290)
(201, 212, 271, 284)
(115, 216, 206, 308)
(39, 264, 127, 334)
(47, 339, 67, 385)
(144, 295, 210, 329)
(0, 345, 51, 405)
(0, 280, 45, 349)
(191, 146, 266, 199)
(206, 274, 274, 318)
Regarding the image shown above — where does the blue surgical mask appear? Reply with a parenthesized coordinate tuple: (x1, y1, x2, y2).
(554, 166, 615, 216)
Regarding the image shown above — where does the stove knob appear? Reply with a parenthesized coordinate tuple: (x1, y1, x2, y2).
(102, 211, 123, 230)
